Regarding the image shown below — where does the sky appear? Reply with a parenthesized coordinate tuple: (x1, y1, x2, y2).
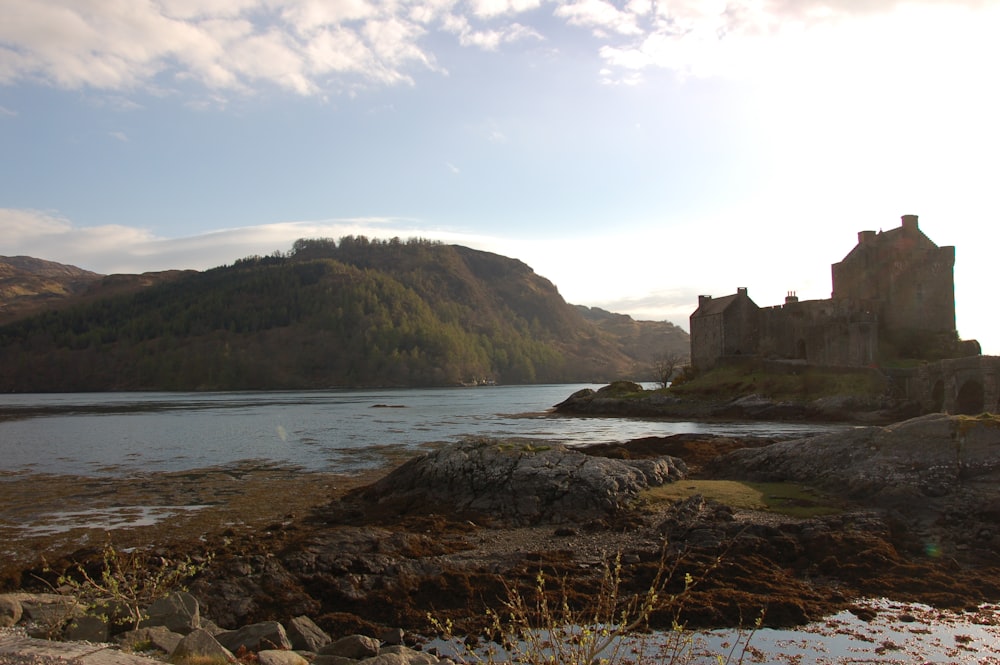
(1, 0, 999, 354)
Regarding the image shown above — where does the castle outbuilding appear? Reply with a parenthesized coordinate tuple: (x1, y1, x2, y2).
(690, 215, 977, 370)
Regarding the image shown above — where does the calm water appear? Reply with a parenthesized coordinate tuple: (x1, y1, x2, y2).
(0, 384, 837, 477)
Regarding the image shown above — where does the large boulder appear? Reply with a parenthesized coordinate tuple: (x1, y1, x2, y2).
(170, 628, 235, 664)
(216, 621, 291, 653)
(64, 615, 108, 643)
(259, 651, 309, 665)
(709, 413, 1000, 500)
(320, 634, 380, 659)
(117, 626, 185, 655)
(707, 411, 1000, 556)
(358, 438, 686, 525)
(144, 591, 200, 634)
(286, 615, 331, 652)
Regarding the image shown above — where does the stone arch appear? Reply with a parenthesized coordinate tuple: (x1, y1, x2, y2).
(955, 379, 985, 415)
(931, 380, 945, 412)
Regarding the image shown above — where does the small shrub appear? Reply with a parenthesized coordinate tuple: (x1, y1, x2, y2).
(41, 536, 210, 632)
(430, 549, 759, 665)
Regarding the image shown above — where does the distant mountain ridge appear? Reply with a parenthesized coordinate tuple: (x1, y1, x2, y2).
(577, 305, 689, 367)
(0, 255, 101, 323)
(0, 241, 689, 391)
(0, 255, 193, 326)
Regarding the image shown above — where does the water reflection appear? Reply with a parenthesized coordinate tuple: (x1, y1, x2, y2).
(0, 385, 846, 476)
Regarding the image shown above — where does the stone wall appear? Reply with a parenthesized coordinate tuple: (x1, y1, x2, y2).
(759, 298, 878, 366)
(911, 356, 1000, 415)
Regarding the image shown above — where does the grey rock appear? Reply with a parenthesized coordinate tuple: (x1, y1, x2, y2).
(704, 413, 1000, 561)
(380, 645, 440, 665)
(710, 413, 1000, 501)
(376, 628, 405, 647)
(0, 595, 22, 628)
(170, 628, 235, 664)
(320, 634, 380, 659)
(17, 593, 81, 627)
(117, 626, 185, 654)
(312, 656, 359, 665)
(190, 579, 257, 631)
(286, 615, 331, 652)
(258, 650, 310, 665)
(64, 614, 109, 643)
(360, 652, 438, 665)
(144, 591, 200, 634)
(216, 621, 292, 653)
(360, 438, 686, 525)
(199, 618, 225, 636)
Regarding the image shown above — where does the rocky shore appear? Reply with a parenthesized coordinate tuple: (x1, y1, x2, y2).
(3, 410, 1000, 661)
(553, 381, 923, 424)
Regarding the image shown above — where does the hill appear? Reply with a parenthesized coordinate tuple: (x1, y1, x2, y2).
(0, 256, 101, 324)
(576, 305, 689, 367)
(0, 239, 689, 391)
(0, 256, 193, 327)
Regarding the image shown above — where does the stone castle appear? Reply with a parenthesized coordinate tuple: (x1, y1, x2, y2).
(690, 214, 980, 370)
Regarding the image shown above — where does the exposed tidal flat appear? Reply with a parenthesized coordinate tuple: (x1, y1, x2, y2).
(1, 385, 999, 663)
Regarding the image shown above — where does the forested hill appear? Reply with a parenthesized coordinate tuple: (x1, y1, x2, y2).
(0, 238, 689, 392)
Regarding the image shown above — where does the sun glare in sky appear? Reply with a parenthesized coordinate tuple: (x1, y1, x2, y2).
(1, 0, 998, 352)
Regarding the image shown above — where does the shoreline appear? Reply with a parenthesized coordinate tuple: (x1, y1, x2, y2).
(4, 422, 1000, 655)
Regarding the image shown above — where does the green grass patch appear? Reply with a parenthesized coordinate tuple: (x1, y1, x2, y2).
(666, 363, 886, 402)
(955, 412, 1000, 435)
(642, 479, 844, 519)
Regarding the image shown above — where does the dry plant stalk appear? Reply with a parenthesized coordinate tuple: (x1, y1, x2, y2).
(430, 546, 761, 665)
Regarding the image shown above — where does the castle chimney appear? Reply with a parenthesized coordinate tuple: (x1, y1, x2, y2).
(901, 214, 918, 232)
(785, 291, 799, 304)
(858, 230, 876, 245)
(737, 287, 748, 296)
(698, 295, 712, 307)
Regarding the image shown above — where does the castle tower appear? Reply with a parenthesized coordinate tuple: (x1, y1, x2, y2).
(832, 215, 956, 335)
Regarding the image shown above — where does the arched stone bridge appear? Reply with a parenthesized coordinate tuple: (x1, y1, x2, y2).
(905, 356, 1000, 415)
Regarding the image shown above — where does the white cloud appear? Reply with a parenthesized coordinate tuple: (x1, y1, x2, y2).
(0, 208, 75, 242)
(280, 0, 378, 30)
(0, 209, 163, 272)
(160, 0, 261, 21)
(1, 0, 993, 97)
(554, 0, 644, 36)
(469, 0, 542, 19)
(444, 14, 542, 50)
(0, 0, 439, 95)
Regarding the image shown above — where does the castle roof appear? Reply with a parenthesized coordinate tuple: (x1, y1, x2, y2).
(837, 214, 941, 266)
(692, 288, 757, 318)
